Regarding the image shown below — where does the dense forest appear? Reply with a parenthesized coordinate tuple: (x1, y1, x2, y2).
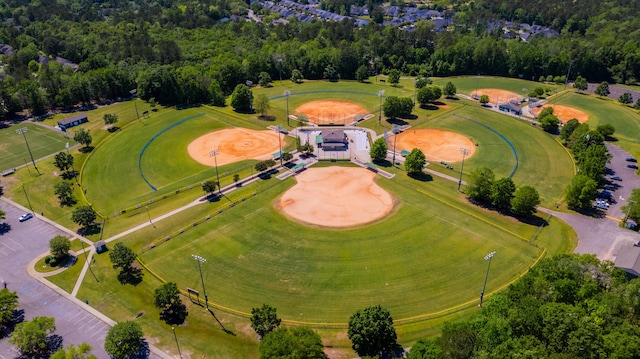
(408, 254, 640, 359)
(0, 0, 638, 117)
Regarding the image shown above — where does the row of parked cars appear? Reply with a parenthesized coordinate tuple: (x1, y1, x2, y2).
(627, 157, 638, 169)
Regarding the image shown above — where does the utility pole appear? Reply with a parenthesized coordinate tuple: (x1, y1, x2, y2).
(209, 149, 221, 195)
(479, 251, 496, 307)
(16, 127, 39, 174)
(192, 255, 209, 310)
(458, 147, 469, 192)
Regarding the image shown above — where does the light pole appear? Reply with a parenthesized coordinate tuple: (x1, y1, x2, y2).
(284, 90, 291, 127)
(172, 327, 183, 358)
(129, 89, 141, 123)
(624, 199, 637, 224)
(209, 149, 221, 194)
(378, 90, 385, 125)
(21, 183, 34, 215)
(392, 125, 399, 166)
(479, 251, 496, 307)
(65, 142, 78, 185)
(564, 59, 574, 90)
(458, 147, 469, 192)
(16, 127, 39, 174)
(277, 125, 283, 167)
(192, 254, 209, 310)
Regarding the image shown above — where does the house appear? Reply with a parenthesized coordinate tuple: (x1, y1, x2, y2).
(320, 129, 347, 150)
(615, 244, 640, 276)
(58, 114, 88, 130)
(498, 101, 522, 115)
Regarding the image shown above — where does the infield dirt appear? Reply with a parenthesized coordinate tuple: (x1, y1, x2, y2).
(393, 128, 476, 162)
(187, 128, 284, 166)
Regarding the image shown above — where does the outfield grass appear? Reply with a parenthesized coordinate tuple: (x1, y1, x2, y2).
(431, 76, 562, 96)
(0, 122, 76, 171)
(137, 172, 542, 323)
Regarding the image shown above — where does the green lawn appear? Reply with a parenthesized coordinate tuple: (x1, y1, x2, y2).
(0, 122, 76, 171)
(431, 76, 562, 97)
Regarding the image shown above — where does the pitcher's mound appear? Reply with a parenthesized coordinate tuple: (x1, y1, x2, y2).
(531, 104, 589, 124)
(394, 129, 476, 163)
(188, 128, 284, 166)
(276, 167, 394, 228)
(295, 100, 368, 125)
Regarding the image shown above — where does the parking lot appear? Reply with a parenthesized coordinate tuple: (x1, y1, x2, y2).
(600, 143, 640, 220)
(0, 200, 112, 358)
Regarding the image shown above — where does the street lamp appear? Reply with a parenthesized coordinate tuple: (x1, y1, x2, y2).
(209, 149, 221, 195)
(458, 147, 469, 192)
(284, 90, 291, 126)
(129, 89, 141, 123)
(65, 142, 78, 185)
(21, 183, 34, 215)
(479, 251, 496, 307)
(192, 254, 209, 310)
(172, 327, 183, 358)
(16, 127, 39, 174)
(378, 90, 385, 124)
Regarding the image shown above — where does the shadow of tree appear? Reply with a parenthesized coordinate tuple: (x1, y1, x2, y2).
(117, 266, 144, 286)
(0, 223, 11, 235)
(0, 309, 24, 339)
(408, 172, 433, 182)
(77, 225, 101, 236)
(130, 339, 151, 359)
(160, 303, 188, 325)
(78, 146, 94, 154)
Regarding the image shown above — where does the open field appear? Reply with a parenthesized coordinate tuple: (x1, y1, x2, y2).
(0, 122, 76, 171)
(431, 76, 562, 97)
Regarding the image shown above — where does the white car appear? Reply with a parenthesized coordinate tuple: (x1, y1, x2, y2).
(18, 213, 33, 222)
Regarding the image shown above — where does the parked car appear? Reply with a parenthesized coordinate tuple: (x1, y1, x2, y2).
(626, 157, 637, 162)
(18, 213, 33, 222)
(611, 175, 622, 181)
(627, 163, 639, 169)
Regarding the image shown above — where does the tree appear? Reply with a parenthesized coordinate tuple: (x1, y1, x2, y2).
(383, 96, 413, 119)
(153, 282, 188, 325)
(407, 338, 442, 359)
(370, 137, 388, 162)
(0, 288, 19, 331)
(282, 152, 293, 162)
(564, 173, 598, 209)
(417, 86, 442, 106)
(253, 93, 271, 117)
(622, 189, 640, 222)
(71, 206, 97, 228)
(9, 316, 57, 358)
(511, 186, 540, 217)
(51, 343, 97, 359)
(444, 81, 457, 97)
(291, 69, 304, 84)
(49, 235, 70, 259)
(635, 97, 640, 110)
(54, 181, 75, 207)
(388, 69, 400, 86)
(103, 113, 118, 126)
(573, 76, 588, 92)
(405, 148, 426, 174)
(259, 326, 325, 359)
(104, 321, 143, 359)
(230, 84, 252, 112)
(53, 152, 73, 174)
(73, 128, 92, 148)
(201, 180, 217, 195)
(594, 81, 610, 97)
(355, 65, 369, 82)
(415, 77, 431, 89)
(0, 209, 4, 222)
(109, 243, 136, 271)
(479, 94, 490, 105)
(560, 118, 580, 143)
(466, 167, 495, 202)
(258, 72, 272, 87)
(323, 65, 338, 82)
(539, 114, 560, 134)
(596, 124, 616, 139)
(619, 92, 633, 104)
(348, 305, 398, 357)
(250, 304, 281, 338)
(491, 177, 516, 210)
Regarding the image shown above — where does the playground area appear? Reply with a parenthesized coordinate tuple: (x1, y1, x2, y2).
(472, 88, 522, 105)
(276, 167, 394, 227)
(393, 129, 477, 163)
(187, 128, 284, 166)
(295, 100, 369, 125)
(531, 104, 589, 123)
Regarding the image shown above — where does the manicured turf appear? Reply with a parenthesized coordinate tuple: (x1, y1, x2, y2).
(0, 122, 76, 171)
(137, 171, 548, 323)
(432, 76, 562, 96)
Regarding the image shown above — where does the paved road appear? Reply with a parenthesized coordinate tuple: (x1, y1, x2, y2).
(0, 200, 166, 359)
